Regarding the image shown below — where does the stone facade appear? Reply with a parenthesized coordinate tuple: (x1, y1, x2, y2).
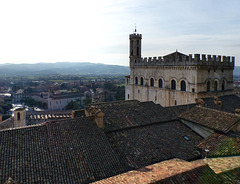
(125, 31, 235, 106)
(48, 92, 85, 110)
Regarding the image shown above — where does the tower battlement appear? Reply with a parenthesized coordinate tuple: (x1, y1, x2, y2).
(131, 53, 234, 68)
(129, 33, 142, 39)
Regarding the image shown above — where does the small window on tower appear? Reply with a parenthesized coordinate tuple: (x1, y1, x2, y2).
(17, 112, 20, 121)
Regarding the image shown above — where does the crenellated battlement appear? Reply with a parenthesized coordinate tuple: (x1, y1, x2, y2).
(129, 33, 142, 39)
(131, 53, 234, 68)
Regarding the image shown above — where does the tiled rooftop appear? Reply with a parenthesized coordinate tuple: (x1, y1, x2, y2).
(26, 110, 72, 125)
(203, 95, 240, 113)
(90, 100, 176, 132)
(198, 133, 240, 157)
(193, 156, 240, 174)
(165, 103, 196, 118)
(107, 121, 203, 169)
(93, 158, 205, 184)
(50, 92, 84, 100)
(0, 117, 14, 130)
(179, 106, 240, 133)
(218, 167, 240, 183)
(0, 117, 129, 183)
(94, 157, 240, 184)
(157, 165, 221, 184)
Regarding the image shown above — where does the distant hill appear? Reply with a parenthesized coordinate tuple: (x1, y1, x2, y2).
(0, 62, 239, 77)
(0, 62, 130, 76)
(234, 66, 240, 77)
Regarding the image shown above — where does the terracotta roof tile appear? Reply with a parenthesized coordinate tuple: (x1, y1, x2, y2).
(218, 167, 240, 183)
(106, 121, 203, 169)
(179, 106, 240, 133)
(203, 95, 240, 113)
(90, 100, 176, 132)
(93, 158, 205, 184)
(0, 117, 129, 183)
(198, 133, 240, 157)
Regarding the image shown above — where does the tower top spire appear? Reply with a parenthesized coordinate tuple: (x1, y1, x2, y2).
(134, 24, 137, 33)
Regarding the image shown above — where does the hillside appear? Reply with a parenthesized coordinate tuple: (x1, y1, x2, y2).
(0, 62, 130, 76)
(0, 62, 239, 77)
(234, 66, 240, 77)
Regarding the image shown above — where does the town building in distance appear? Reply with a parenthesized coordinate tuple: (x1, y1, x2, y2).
(125, 30, 235, 106)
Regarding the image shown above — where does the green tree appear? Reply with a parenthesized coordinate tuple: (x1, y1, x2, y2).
(65, 101, 79, 110)
(83, 97, 92, 106)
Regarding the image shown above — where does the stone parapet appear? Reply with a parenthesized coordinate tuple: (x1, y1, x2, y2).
(131, 54, 234, 68)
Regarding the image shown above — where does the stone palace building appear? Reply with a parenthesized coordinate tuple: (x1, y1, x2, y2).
(125, 30, 235, 106)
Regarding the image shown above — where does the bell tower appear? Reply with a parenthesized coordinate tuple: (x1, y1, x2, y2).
(129, 27, 142, 64)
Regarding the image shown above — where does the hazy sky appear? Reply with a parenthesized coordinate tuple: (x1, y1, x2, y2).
(0, 0, 240, 66)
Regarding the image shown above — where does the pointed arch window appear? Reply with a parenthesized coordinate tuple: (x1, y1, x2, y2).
(180, 80, 186, 91)
(135, 77, 138, 85)
(140, 77, 144, 85)
(222, 80, 225, 91)
(150, 78, 154, 87)
(207, 81, 210, 91)
(171, 80, 176, 90)
(214, 81, 218, 91)
(158, 79, 163, 88)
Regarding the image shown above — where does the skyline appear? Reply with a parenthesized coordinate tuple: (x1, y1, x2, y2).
(0, 0, 240, 66)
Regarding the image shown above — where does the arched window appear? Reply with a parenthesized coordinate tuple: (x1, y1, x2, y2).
(150, 78, 154, 87)
(171, 80, 176, 90)
(158, 79, 163, 88)
(140, 77, 144, 85)
(135, 77, 138, 85)
(17, 112, 20, 121)
(207, 81, 210, 91)
(222, 80, 225, 91)
(180, 80, 186, 91)
(214, 81, 218, 91)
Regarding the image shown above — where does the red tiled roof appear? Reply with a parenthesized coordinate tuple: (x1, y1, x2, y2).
(0, 117, 129, 183)
(89, 100, 176, 132)
(93, 159, 205, 184)
(107, 121, 203, 169)
(179, 106, 240, 133)
(198, 133, 240, 157)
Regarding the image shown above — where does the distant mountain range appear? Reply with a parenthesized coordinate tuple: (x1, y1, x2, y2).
(0, 62, 239, 77)
(234, 66, 240, 77)
(0, 62, 130, 76)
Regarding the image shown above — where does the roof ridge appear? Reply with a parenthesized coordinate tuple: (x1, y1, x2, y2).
(91, 100, 139, 106)
(197, 106, 240, 118)
(0, 122, 46, 132)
